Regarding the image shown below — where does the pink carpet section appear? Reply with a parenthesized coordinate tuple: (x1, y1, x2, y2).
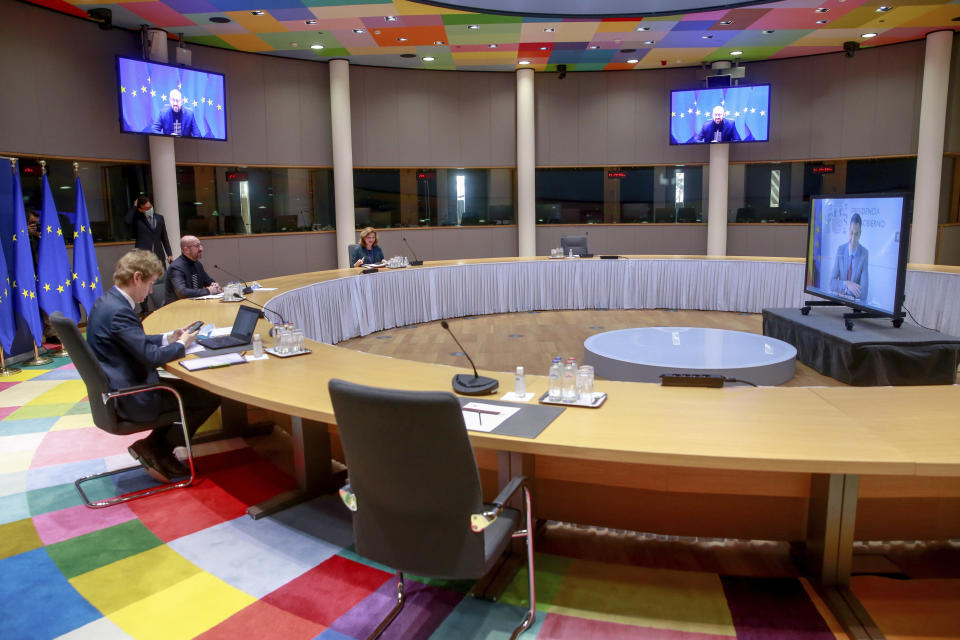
(30, 427, 141, 468)
(538, 614, 731, 639)
(31, 501, 138, 545)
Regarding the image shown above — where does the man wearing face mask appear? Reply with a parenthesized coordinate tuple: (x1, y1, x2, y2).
(125, 195, 173, 314)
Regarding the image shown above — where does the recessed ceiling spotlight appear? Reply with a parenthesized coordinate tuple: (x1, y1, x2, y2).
(636, 26, 650, 31)
(290, 42, 298, 47)
(467, 24, 479, 30)
(816, 19, 828, 24)
(643, 40, 655, 45)
(815, 8, 829, 13)
(400, 53, 416, 58)
(730, 50, 743, 55)
(626, 59, 639, 64)
(719, 20, 732, 25)
(353, 28, 365, 33)
(588, 45, 599, 49)
(422, 56, 435, 61)
(385, 16, 398, 22)
(305, 20, 318, 25)
(701, 34, 713, 39)
(876, 6, 892, 12)
(374, 30, 380, 34)
(543, 27, 556, 32)
(620, 48, 636, 53)
(762, 30, 775, 34)
(209, 16, 231, 23)
(397, 37, 407, 41)
(861, 32, 878, 38)
(539, 46, 548, 50)
(310, 44, 324, 49)
(488, 44, 498, 48)
(251, 10, 264, 15)
(434, 40, 445, 45)
(518, 60, 531, 65)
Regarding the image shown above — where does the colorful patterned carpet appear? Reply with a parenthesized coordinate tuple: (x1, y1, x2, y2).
(0, 358, 952, 640)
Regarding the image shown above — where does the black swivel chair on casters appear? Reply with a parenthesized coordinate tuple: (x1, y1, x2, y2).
(49, 311, 196, 508)
(328, 379, 536, 640)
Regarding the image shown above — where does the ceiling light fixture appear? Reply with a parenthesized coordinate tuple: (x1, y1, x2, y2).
(701, 35, 713, 39)
(762, 30, 775, 34)
(385, 16, 398, 22)
(310, 44, 324, 50)
(719, 20, 732, 25)
(861, 32, 878, 38)
(209, 16, 230, 23)
(518, 60, 531, 65)
(636, 26, 650, 31)
(397, 37, 407, 41)
(588, 45, 599, 49)
(434, 41, 445, 45)
(305, 20, 318, 25)
(815, 8, 829, 13)
(353, 28, 364, 33)
(816, 19, 828, 24)
(422, 56, 435, 61)
(730, 50, 743, 56)
(626, 59, 639, 64)
(488, 44, 498, 48)
(876, 6, 892, 12)
(467, 24, 479, 30)
(543, 27, 556, 32)
(251, 10, 264, 15)
(643, 40, 655, 45)
(539, 46, 548, 50)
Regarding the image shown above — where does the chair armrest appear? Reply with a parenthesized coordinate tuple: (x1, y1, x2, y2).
(470, 475, 526, 532)
(102, 382, 183, 404)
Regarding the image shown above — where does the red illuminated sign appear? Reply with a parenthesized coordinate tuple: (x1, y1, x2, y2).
(811, 165, 835, 174)
(417, 172, 436, 180)
(607, 171, 626, 179)
(225, 171, 249, 182)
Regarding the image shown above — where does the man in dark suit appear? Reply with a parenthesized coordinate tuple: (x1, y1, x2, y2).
(151, 89, 202, 137)
(165, 235, 222, 304)
(126, 195, 173, 267)
(829, 213, 869, 304)
(695, 106, 741, 143)
(87, 250, 220, 482)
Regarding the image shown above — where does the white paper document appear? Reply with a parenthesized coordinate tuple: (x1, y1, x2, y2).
(193, 293, 224, 300)
(179, 352, 245, 371)
(462, 402, 520, 433)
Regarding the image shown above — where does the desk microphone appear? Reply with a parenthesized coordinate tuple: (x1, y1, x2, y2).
(401, 236, 424, 266)
(238, 296, 285, 325)
(213, 264, 253, 294)
(440, 320, 498, 395)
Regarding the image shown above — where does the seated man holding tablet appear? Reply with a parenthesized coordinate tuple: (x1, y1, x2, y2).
(351, 227, 385, 267)
(87, 250, 220, 482)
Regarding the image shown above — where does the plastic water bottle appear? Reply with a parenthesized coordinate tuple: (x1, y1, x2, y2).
(548, 357, 562, 401)
(252, 333, 263, 358)
(562, 358, 578, 402)
(514, 366, 526, 397)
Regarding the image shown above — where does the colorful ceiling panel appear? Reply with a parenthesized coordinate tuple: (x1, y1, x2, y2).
(25, 0, 960, 71)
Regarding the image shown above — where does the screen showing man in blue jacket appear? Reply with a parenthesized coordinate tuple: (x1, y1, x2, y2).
(695, 106, 741, 143)
(152, 89, 201, 137)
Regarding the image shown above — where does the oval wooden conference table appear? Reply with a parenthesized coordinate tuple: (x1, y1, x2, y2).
(146, 256, 960, 638)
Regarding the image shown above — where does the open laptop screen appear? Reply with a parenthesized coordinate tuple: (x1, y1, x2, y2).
(231, 306, 260, 340)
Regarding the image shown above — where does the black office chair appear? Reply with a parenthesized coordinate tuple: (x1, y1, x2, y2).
(49, 312, 196, 508)
(560, 235, 588, 257)
(328, 379, 535, 640)
(347, 243, 360, 264)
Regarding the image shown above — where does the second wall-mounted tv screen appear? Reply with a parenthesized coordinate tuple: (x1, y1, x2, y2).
(117, 56, 227, 141)
(670, 84, 770, 145)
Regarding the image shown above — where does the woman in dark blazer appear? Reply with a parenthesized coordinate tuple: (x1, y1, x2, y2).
(351, 227, 385, 267)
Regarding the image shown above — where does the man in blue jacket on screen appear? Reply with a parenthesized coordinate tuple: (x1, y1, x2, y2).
(152, 89, 201, 137)
(829, 213, 869, 304)
(695, 106, 741, 143)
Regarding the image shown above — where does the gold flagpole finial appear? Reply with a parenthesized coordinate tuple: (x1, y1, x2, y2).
(8, 157, 15, 171)
(40, 160, 46, 175)
(73, 162, 79, 178)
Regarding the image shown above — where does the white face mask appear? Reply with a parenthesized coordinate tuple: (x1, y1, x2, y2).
(143, 207, 154, 217)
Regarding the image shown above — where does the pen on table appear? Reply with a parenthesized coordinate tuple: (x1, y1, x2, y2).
(465, 407, 500, 416)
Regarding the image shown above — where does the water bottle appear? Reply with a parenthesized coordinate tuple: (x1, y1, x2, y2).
(562, 358, 578, 402)
(548, 357, 562, 401)
(252, 333, 263, 358)
(514, 366, 526, 397)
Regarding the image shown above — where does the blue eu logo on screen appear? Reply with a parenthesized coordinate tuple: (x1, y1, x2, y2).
(118, 57, 226, 141)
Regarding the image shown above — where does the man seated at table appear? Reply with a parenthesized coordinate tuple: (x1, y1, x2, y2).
(165, 235, 222, 304)
(88, 249, 221, 481)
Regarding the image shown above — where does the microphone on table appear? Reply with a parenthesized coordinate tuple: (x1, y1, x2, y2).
(237, 296, 285, 328)
(440, 320, 498, 396)
(213, 264, 253, 294)
(402, 236, 424, 266)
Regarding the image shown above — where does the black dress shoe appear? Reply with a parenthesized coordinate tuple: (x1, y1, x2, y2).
(159, 452, 191, 479)
(128, 439, 172, 483)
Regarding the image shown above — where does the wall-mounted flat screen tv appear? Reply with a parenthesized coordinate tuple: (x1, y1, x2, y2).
(804, 195, 911, 318)
(670, 84, 770, 145)
(117, 56, 227, 141)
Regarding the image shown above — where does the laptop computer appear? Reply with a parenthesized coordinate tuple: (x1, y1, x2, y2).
(196, 305, 260, 350)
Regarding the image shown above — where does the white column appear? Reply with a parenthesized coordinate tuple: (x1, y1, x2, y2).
(910, 30, 954, 265)
(329, 59, 357, 269)
(145, 28, 181, 256)
(707, 142, 729, 256)
(516, 68, 536, 257)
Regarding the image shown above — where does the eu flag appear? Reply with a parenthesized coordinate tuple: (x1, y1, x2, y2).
(37, 175, 79, 323)
(11, 164, 44, 345)
(0, 211, 16, 355)
(71, 176, 102, 314)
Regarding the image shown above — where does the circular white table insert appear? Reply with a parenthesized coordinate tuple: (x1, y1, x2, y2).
(583, 327, 797, 386)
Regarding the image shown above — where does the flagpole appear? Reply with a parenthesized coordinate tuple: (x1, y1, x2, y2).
(0, 350, 22, 376)
(25, 160, 59, 364)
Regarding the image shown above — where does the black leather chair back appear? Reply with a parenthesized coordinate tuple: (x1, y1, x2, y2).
(560, 235, 588, 255)
(328, 379, 488, 579)
(50, 311, 121, 434)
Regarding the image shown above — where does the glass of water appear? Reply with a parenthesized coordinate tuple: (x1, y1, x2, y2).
(577, 365, 594, 402)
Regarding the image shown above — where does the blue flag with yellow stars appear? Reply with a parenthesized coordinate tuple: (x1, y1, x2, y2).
(11, 164, 44, 345)
(71, 176, 102, 314)
(0, 203, 16, 354)
(37, 174, 79, 323)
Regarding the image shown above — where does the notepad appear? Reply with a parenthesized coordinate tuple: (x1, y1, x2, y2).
(462, 402, 520, 432)
(179, 352, 246, 371)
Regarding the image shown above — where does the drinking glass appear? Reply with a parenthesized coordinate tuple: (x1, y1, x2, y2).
(577, 365, 594, 402)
